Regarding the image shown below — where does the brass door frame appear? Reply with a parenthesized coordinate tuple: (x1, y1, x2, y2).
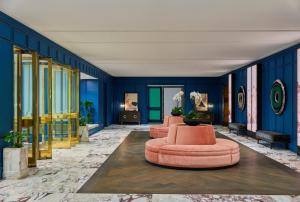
(70, 69, 80, 146)
(39, 57, 53, 159)
(14, 47, 39, 167)
(51, 64, 79, 148)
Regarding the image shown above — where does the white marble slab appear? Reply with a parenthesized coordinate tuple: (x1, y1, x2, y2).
(215, 126, 300, 173)
(0, 124, 299, 202)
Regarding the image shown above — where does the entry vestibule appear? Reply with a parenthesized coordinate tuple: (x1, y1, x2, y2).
(13, 47, 80, 167)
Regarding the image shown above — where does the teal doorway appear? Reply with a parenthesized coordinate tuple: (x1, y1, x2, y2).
(148, 87, 162, 122)
(148, 86, 184, 123)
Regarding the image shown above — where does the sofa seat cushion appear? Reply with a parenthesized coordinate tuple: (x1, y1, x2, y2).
(150, 125, 169, 138)
(150, 125, 164, 132)
(145, 137, 168, 153)
(160, 139, 238, 157)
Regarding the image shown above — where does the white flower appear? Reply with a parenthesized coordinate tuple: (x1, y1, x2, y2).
(173, 91, 184, 102)
(190, 91, 202, 105)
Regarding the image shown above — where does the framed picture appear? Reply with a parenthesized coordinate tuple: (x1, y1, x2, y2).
(238, 86, 246, 111)
(195, 93, 208, 111)
(125, 93, 138, 111)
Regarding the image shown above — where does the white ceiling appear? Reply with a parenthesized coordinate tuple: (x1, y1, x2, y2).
(1, 0, 300, 77)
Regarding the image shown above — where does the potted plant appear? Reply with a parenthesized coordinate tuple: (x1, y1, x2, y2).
(183, 110, 202, 126)
(79, 100, 94, 142)
(171, 91, 184, 116)
(2, 130, 29, 179)
(183, 91, 201, 126)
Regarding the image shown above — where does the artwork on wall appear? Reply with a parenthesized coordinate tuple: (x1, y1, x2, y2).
(195, 93, 208, 112)
(125, 93, 138, 111)
(270, 80, 285, 115)
(228, 74, 232, 123)
(247, 65, 258, 132)
(237, 86, 245, 111)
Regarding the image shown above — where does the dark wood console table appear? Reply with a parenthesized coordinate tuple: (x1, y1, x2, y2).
(119, 111, 141, 125)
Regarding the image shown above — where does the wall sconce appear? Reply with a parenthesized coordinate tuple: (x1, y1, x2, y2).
(120, 103, 125, 108)
(208, 103, 214, 112)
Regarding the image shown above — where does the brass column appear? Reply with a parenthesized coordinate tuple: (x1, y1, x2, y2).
(29, 52, 39, 167)
(16, 50, 23, 134)
(48, 59, 53, 157)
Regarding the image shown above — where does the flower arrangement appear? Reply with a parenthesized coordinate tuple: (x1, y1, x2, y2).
(183, 91, 202, 125)
(171, 91, 184, 116)
(190, 91, 201, 109)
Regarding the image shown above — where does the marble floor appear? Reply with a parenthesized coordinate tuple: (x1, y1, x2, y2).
(0, 125, 299, 202)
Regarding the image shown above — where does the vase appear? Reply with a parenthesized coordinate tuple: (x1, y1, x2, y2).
(183, 118, 201, 126)
(3, 147, 29, 179)
(171, 111, 182, 116)
(79, 125, 89, 142)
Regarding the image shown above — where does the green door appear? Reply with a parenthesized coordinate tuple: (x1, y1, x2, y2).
(148, 87, 162, 122)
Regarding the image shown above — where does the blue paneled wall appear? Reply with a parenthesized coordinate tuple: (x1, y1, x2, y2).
(0, 12, 114, 178)
(230, 44, 300, 152)
(113, 77, 225, 124)
(1, 11, 300, 179)
(232, 68, 247, 124)
(80, 80, 100, 124)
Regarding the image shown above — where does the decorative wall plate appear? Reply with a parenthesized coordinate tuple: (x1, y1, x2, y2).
(270, 79, 285, 115)
(237, 86, 245, 111)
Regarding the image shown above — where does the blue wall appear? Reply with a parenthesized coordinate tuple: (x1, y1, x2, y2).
(231, 68, 247, 124)
(80, 80, 100, 124)
(230, 44, 300, 152)
(0, 12, 114, 178)
(113, 77, 225, 124)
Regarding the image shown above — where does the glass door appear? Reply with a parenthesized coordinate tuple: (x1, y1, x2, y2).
(148, 87, 162, 122)
(52, 64, 72, 148)
(39, 58, 53, 159)
(14, 48, 39, 167)
(51, 64, 79, 148)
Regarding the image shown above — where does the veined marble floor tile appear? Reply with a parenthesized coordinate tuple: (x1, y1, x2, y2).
(3, 193, 296, 202)
(215, 126, 300, 172)
(0, 124, 300, 202)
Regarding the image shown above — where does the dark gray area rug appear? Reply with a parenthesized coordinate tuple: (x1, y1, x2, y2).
(78, 131, 300, 194)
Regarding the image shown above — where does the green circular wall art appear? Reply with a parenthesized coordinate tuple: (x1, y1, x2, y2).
(270, 79, 285, 115)
(237, 86, 245, 111)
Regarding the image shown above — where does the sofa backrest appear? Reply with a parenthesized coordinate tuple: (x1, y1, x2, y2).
(162, 115, 170, 127)
(168, 124, 216, 145)
(168, 116, 184, 126)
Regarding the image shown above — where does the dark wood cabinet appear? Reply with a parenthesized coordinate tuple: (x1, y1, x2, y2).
(119, 111, 141, 124)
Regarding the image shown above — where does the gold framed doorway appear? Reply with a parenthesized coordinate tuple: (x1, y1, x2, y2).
(52, 64, 79, 149)
(13, 47, 79, 166)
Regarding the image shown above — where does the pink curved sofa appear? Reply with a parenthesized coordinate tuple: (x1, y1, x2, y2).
(145, 124, 240, 168)
(149, 115, 183, 138)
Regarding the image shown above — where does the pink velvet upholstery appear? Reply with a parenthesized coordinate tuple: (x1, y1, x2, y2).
(149, 115, 183, 138)
(167, 124, 216, 145)
(145, 124, 240, 168)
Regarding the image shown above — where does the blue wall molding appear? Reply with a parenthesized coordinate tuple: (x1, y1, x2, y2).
(228, 43, 300, 152)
